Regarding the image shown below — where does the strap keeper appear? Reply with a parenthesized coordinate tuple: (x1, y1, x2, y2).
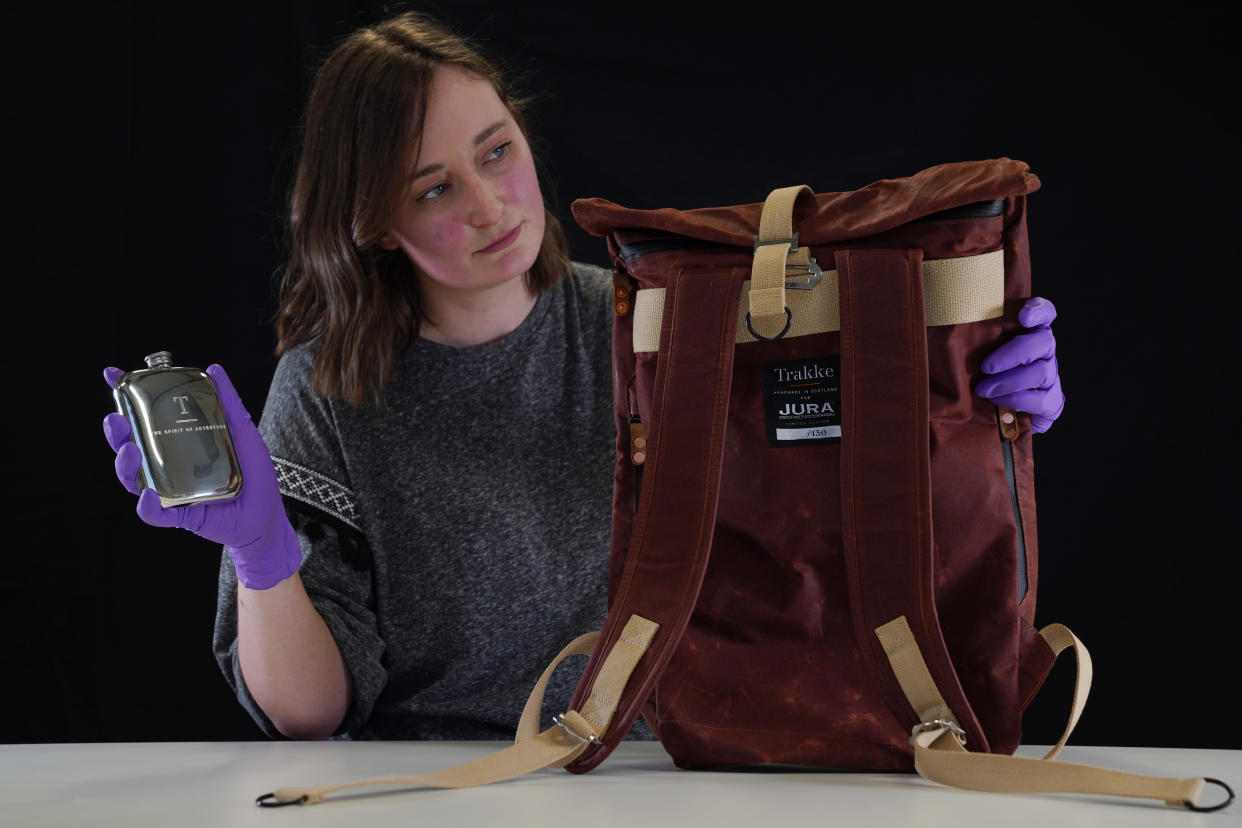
(754, 232, 799, 252)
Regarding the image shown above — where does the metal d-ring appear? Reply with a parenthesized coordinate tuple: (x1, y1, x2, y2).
(255, 792, 308, 808)
(745, 307, 793, 342)
(1186, 777, 1235, 812)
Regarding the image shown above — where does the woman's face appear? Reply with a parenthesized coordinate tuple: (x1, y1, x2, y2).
(381, 65, 545, 294)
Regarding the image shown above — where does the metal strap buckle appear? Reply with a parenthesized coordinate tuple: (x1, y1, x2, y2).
(785, 257, 823, 290)
(752, 234, 823, 290)
(910, 718, 967, 746)
(552, 713, 603, 745)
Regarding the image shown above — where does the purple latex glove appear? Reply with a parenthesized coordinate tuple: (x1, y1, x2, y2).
(975, 297, 1065, 434)
(103, 363, 301, 589)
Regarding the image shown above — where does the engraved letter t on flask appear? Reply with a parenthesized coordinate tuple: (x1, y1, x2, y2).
(112, 351, 243, 506)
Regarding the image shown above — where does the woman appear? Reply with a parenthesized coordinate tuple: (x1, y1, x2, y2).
(101, 11, 1064, 741)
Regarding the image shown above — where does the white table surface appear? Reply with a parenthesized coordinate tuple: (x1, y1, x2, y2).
(1, 741, 1237, 827)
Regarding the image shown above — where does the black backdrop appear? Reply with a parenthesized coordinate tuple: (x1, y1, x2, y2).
(4, 2, 1238, 749)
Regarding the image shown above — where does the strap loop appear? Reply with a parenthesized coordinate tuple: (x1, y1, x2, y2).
(749, 185, 817, 328)
(1187, 778, 1236, 812)
(254, 614, 658, 806)
(879, 615, 1228, 810)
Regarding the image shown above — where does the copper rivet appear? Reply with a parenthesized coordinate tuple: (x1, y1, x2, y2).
(634, 437, 646, 449)
(615, 303, 627, 314)
(1001, 412, 1015, 424)
(615, 288, 626, 298)
(633, 451, 646, 463)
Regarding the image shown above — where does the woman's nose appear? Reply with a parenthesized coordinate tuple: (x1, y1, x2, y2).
(463, 172, 504, 228)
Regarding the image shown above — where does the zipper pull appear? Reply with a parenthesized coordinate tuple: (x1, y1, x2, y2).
(996, 406, 1019, 441)
(629, 415, 647, 465)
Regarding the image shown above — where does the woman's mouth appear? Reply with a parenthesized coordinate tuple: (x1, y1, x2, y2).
(477, 223, 521, 254)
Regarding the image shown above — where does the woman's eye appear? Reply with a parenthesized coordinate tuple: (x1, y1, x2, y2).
(486, 141, 512, 162)
(419, 182, 449, 201)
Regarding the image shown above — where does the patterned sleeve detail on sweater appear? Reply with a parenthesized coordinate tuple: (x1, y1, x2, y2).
(273, 456, 360, 532)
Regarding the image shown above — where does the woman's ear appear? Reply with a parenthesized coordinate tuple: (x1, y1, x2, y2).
(377, 232, 399, 251)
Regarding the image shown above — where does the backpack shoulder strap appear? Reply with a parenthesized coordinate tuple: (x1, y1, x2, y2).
(568, 184, 817, 772)
(566, 261, 746, 772)
(835, 245, 989, 749)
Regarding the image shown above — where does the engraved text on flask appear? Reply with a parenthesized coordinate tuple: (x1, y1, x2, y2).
(112, 351, 243, 507)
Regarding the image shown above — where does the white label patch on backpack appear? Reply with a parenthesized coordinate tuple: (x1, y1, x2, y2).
(762, 356, 841, 447)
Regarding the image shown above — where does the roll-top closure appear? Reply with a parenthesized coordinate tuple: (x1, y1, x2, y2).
(570, 158, 1039, 246)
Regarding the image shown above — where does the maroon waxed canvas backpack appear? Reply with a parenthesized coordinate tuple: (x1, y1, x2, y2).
(258, 159, 1232, 812)
(566, 157, 1048, 772)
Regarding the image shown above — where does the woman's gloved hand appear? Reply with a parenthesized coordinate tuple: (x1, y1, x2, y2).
(102, 364, 302, 589)
(975, 296, 1065, 434)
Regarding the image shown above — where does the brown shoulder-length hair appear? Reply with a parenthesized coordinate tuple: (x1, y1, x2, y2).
(274, 11, 571, 406)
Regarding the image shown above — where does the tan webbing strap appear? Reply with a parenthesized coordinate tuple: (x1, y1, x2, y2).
(575, 616, 660, 747)
(874, 616, 958, 728)
(633, 249, 1004, 352)
(748, 185, 814, 338)
(258, 614, 658, 806)
(1036, 623, 1090, 761)
(876, 616, 1215, 809)
(514, 632, 600, 747)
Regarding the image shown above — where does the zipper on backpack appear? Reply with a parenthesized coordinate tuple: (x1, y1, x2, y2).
(997, 407, 1029, 601)
(618, 237, 728, 263)
(912, 199, 1004, 222)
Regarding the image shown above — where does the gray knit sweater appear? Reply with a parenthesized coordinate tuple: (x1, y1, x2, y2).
(212, 263, 651, 740)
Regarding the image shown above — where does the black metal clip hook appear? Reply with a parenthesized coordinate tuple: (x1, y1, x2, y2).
(255, 792, 308, 808)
